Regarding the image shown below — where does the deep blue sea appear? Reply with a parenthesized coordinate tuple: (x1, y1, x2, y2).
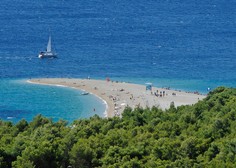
(0, 0, 236, 123)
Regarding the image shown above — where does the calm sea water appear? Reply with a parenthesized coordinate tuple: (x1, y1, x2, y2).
(0, 79, 106, 123)
(0, 0, 235, 122)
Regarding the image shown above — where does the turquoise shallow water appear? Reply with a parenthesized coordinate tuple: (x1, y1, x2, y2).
(0, 79, 106, 123)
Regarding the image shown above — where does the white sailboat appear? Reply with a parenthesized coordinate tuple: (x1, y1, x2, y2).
(38, 36, 57, 59)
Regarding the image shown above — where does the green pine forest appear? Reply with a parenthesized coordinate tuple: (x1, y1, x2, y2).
(1, 87, 236, 168)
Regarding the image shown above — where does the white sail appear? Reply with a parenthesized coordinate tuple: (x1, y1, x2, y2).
(46, 36, 52, 52)
(38, 35, 57, 58)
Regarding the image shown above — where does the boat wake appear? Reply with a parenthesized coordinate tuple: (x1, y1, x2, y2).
(0, 56, 38, 60)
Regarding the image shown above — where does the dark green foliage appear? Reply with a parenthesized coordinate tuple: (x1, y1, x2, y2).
(1, 87, 236, 167)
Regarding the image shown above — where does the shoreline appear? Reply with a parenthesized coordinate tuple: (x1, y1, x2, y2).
(28, 78, 206, 118)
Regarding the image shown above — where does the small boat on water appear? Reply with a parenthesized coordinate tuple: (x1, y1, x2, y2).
(81, 92, 89, 95)
(38, 35, 57, 59)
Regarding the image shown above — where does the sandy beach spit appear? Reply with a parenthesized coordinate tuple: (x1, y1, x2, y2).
(28, 78, 206, 118)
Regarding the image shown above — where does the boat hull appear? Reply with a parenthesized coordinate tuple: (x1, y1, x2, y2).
(38, 53, 57, 59)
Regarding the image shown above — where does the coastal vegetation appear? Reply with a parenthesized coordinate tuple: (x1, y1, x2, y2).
(1, 87, 236, 167)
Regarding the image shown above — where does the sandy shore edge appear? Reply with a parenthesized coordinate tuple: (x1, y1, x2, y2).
(28, 78, 206, 118)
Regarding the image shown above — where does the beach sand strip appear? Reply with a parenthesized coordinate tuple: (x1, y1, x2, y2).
(28, 78, 206, 118)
